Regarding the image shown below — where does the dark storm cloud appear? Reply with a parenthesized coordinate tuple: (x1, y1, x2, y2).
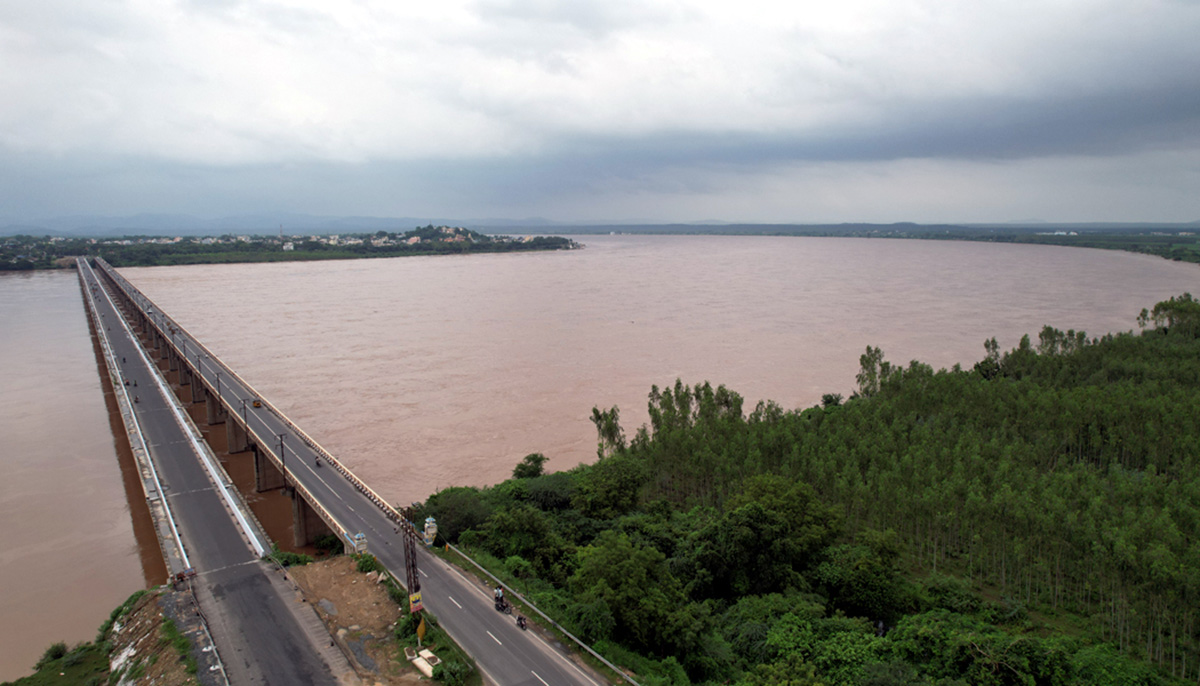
(2, 0, 1200, 222)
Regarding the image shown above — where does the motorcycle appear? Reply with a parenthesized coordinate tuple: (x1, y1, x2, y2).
(494, 597, 512, 615)
(517, 615, 527, 630)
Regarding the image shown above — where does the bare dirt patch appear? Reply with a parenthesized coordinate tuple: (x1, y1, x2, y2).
(288, 557, 424, 685)
(107, 590, 198, 686)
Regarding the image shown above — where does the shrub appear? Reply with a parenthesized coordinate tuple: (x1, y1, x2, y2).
(264, 543, 313, 567)
(35, 641, 68, 669)
(355, 553, 384, 573)
(314, 533, 342, 555)
(433, 659, 472, 686)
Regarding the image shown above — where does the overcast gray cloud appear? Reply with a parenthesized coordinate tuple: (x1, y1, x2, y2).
(2, 0, 1199, 224)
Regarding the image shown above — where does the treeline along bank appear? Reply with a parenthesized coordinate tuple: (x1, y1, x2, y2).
(417, 294, 1200, 686)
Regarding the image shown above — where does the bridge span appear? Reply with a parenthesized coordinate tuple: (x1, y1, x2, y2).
(88, 258, 604, 686)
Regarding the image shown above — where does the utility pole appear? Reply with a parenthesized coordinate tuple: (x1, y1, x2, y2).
(277, 433, 287, 487)
(401, 507, 422, 615)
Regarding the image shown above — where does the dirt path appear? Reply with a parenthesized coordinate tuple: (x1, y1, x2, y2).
(288, 557, 425, 685)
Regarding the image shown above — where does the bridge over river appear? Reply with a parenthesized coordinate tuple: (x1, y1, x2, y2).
(82, 257, 605, 686)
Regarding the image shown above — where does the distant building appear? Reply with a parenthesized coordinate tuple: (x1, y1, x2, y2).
(282, 242, 295, 251)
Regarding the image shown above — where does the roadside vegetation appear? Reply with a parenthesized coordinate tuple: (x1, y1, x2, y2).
(3, 589, 197, 686)
(351, 553, 480, 685)
(417, 293, 1200, 685)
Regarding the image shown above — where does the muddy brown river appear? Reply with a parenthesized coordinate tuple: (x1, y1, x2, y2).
(2, 235, 1196, 679)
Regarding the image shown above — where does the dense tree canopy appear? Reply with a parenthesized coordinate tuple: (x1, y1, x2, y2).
(420, 294, 1200, 685)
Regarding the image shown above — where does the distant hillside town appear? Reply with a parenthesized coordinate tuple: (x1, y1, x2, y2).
(1, 225, 578, 270)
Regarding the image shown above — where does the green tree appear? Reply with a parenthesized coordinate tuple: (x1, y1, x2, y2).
(591, 405, 627, 458)
(512, 452, 549, 479)
(422, 486, 493, 542)
(857, 346, 891, 397)
(569, 530, 690, 654)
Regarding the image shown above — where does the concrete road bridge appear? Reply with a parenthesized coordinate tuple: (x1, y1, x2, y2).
(84, 257, 606, 686)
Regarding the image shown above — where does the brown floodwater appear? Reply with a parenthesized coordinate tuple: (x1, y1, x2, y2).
(2, 236, 1196, 680)
(118, 235, 1200, 507)
(0, 271, 154, 681)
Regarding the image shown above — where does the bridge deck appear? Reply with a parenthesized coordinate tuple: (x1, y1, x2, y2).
(80, 259, 349, 686)
(93, 259, 604, 686)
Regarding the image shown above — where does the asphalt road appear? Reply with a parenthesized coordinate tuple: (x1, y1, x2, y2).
(96, 259, 606, 686)
(81, 260, 342, 686)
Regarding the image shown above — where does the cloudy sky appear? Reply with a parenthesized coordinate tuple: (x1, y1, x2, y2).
(2, 0, 1199, 224)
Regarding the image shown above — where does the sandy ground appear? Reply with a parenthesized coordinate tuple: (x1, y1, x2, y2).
(289, 557, 425, 685)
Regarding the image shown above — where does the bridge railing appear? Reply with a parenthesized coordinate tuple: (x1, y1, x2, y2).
(94, 259, 404, 536)
(96, 259, 635, 684)
(77, 258, 192, 575)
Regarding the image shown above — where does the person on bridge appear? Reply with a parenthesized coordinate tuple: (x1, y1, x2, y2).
(494, 586, 503, 602)
(134, 395, 139, 403)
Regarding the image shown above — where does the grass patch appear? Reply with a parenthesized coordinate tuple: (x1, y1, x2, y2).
(393, 611, 481, 686)
(160, 619, 198, 674)
(6, 642, 108, 686)
(96, 589, 148, 642)
(263, 542, 313, 567)
(370, 557, 480, 686)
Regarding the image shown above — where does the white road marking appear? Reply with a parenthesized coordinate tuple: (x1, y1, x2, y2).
(532, 671, 550, 686)
(420, 569, 428, 578)
(447, 565, 485, 595)
(449, 596, 462, 609)
(486, 631, 502, 646)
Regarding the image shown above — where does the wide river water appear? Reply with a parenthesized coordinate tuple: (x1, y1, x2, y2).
(2, 235, 1197, 679)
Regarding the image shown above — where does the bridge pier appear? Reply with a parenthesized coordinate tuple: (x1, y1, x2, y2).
(226, 418, 250, 453)
(191, 378, 206, 404)
(253, 444, 286, 492)
(180, 365, 192, 387)
(205, 393, 226, 426)
(292, 492, 334, 547)
(168, 347, 178, 372)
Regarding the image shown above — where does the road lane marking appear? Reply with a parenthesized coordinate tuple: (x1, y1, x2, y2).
(449, 596, 462, 609)
(532, 671, 549, 686)
(486, 631, 502, 646)
(420, 569, 428, 578)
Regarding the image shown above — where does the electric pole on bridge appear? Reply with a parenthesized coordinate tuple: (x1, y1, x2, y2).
(277, 432, 288, 488)
(401, 507, 422, 615)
